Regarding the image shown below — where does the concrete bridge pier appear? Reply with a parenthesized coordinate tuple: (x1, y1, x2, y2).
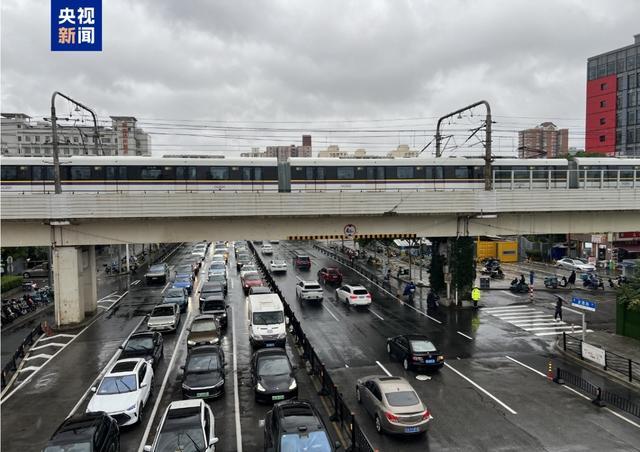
(52, 245, 97, 327)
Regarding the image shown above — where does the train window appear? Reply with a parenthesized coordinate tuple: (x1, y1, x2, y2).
(263, 166, 278, 181)
(32, 166, 43, 180)
(444, 167, 469, 179)
(208, 167, 229, 180)
(434, 167, 443, 180)
(337, 167, 354, 179)
(620, 166, 634, 179)
(305, 167, 314, 180)
(366, 167, 376, 180)
(242, 168, 252, 180)
(586, 166, 604, 181)
(140, 166, 163, 180)
(176, 167, 197, 180)
(317, 167, 325, 180)
(513, 168, 530, 180)
(106, 167, 117, 180)
(532, 167, 548, 180)
(70, 166, 92, 180)
(553, 166, 567, 180)
(473, 167, 484, 179)
(495, 166, 511, 180)
(397, 167, 414, 179)
(119, 167, 127, 179)
(605, 166, 619, 180)
(255, 168, 263, 181)
(93, 166, 105, 179)
(1, 166, 18, 180)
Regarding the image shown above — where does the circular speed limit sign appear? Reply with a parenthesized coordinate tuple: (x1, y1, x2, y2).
(343, 224, 357, 238)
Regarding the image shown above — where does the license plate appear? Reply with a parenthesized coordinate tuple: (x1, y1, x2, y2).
(272, 395, 285, 401)
(405, 427, 420, 433)
(196, 392, 209, 397)
(425, 359, 435, 364)
(266, 343, 275, 347)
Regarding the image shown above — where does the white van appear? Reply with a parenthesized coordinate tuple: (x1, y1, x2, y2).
(248, 294, 287, 348)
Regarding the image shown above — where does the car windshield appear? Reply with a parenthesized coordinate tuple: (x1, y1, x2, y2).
(211, 262, 225, 269)
(150, 265, 165, 272)
(43, 442, 92, 452)
(297, 257, 310, 262)
(244, 274, 261, 281)
(257, 355, 290, 376)
(253, 311, 284, 325)
(410, 340, 437, 353)
(280, 431, 332, 452)
(166, 289, 184, 298)
(152, 306, 175, 317)
(238, 255, 251, 261)
(242, 266, 257, 272)
(327, 269, 340, 275)
(98, 375, 137, 394)
(209, 275, 225, 283)
(272, 261, 285, 265)
(125, 336, 154, 351)
(385, 390, 420, 407)
(155, 423, 204, 452)
(202, 300, 225, 311)
(191, 320, 217, 332)
(353, 289, 369, 295)
(187, 353, 221, 372)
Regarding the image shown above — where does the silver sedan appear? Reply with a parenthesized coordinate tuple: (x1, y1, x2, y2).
(356, 375, 432, 435)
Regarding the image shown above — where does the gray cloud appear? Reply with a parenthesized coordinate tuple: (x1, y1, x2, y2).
(1, 0, 639, 155)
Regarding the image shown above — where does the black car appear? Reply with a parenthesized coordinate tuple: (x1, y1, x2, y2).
(207, 273, 228, 295)
(119, 331, 164, 368)
(199, 282, 225, 307)
(144, 263, 170, 285)
(264, 400, 339, 452)
(181, 345, 226, 399)
(251, 348, 298, 403)
(43, 411, 120, 452)
(236, 254, 252, 271)
(200, 297, 229, 328)
(386, 334, 444, 371)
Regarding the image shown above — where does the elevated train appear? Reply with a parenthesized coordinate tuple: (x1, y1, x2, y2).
(1, 156, 638, 193)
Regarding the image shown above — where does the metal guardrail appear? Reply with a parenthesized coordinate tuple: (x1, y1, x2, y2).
(555, 367, 640, 419)
(248, 242, 377, 452)
(1, 323, 44, 390)
(562, 332, 640, 383)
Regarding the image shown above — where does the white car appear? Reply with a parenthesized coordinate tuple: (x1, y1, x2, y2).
(269, 259, 287, 273)
(556, 257, 596, 272)
(144, 399, 218, 452)
(336, 285, 372, 307)
(240, 265, 259, 279)
(147, 303, 181, 332)
(87, 358, 154, 426)
(261, 244, 274, 255)
(295, 280, 323, 302)
(208, 261, 227, 278)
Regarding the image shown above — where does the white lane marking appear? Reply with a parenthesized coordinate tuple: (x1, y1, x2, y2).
(232, 295, 243, 452)
(443, 363, 517, 415)
(500, 291, 521, 298)
(1, 291, 128, 405)
(322, 304, 340, 322)
(130, 279, 141, 286)
(37, 333, 75, 342)
(98, 290, 119, 301)
(375, 361, 393, 377)
(24, 353, 54, 361)
(505, 355, 640, 429)
(68, 316, 146, 417)
(345, 364, 350, 368)
(368, 308, 385, 321)
(30, 342, 66, 350)
(161, 281, 170, 294)
(505, 355, 547, 377)
(457, 331, 473, 340)
(535, 329, 593, 336)
(18, 366, 41, 373)
(493, 315, 553, 320)
(492, 310, 540, 316)
(523, 325, 584, 331)
(512, 322, 567, 327)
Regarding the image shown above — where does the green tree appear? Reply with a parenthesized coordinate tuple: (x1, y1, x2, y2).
(616, 270, 640, 312)
(452, 237, 475, 299)
(429, 240, 445, 295)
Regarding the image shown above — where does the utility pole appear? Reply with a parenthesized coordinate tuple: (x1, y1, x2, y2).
(435, 100, 493, 190)
(51, 91, 102, 194)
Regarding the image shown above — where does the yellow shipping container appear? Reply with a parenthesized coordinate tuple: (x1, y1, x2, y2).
(476, 241, 497, 261)
(476, 240, 518, 262)
(497, 241, 518, 262)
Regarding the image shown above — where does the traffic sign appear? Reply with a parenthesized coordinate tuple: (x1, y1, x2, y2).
(571, 296, 596, 312)
(343, 224, 357, 238)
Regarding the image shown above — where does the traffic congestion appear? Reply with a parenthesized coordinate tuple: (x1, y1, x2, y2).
(2, 240, 638, 452)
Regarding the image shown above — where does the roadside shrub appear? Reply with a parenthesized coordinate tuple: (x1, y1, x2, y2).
(1, 275, 23, 293)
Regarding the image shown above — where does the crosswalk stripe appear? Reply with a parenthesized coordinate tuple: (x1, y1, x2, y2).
(494, 315, 553, 321)
(484, 304, 584, 338)
(535, 329, 593, 336)
(484, 306, 531, 312)
(492, 309, 539, 315)
(523, 325, 583, 331)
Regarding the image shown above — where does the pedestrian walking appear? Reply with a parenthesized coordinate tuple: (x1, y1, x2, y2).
(568, 270, 576, 288)
(529, 270, 535, 286)
(554, 296, 563, 321)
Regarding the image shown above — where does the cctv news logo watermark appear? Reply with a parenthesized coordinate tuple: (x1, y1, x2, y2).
(51, 0, 102, 51)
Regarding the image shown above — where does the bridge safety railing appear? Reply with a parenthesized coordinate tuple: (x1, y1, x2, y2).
(553, 367, 640, 419)
(248, 242, 377, 452)
(562, 332, 640, 383)
(1, 322, 44, 391)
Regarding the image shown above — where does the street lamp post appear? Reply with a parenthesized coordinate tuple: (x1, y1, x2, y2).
(51, 91, 101, 194)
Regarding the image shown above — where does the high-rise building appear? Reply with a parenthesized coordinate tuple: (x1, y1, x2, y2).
(387, 144, 419, 158)
(517, 122, 569, 158)
(585, 35, 640, 156)
(0, 113, 151, 156)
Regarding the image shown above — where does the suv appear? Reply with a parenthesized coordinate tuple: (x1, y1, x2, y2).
(145, 263, 170, 284)
(295, 280, 323, 302)
(43, 412, 120, 452)
(264, 400, 338, 452)
(293, 251, 311, 270)
(318, 267, 343, 285)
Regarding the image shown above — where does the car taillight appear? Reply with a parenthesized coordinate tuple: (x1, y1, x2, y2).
(422, 409, 432, 421)
(350, 295, 358, 299)
(412, 356, 422, 362)
(385, 411, 399, 422)
(366, 294, 371, 298)
(437, 355, 444, 361)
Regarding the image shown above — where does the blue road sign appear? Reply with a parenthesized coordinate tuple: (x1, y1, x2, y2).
(571, 296, 596, 312)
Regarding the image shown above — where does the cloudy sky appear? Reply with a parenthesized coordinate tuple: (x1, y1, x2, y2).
(1, 0, 639, 156)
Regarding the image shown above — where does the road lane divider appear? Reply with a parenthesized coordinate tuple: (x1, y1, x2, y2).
(457, 331, 473, 340)
(443, 362, 517, 415)
(231, 296, 243, 452)
(368, 308, 384, 321)
(375, 360, 393, 377)
(322, 304, 340, 322)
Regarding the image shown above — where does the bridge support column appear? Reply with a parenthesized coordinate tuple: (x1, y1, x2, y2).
(53, 245, 97, 327)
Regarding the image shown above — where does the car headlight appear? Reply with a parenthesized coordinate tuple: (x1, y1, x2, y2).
(288, 379, 297, 390)
(276, 332, 286, 340)
(221, 313, 227, 317)
(126, 404, 136, 412)
(252, 333, 263, 340)
(187, 340, 196, 345)
(209, 338, 219, 344)
(214, 380, 224, 387)
(256, 382, 266, 392)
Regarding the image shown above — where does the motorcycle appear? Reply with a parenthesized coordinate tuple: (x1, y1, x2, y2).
(509, 279, 530, 293)
(488, 268, 505, 280)
(583, 274, 604, 290)
(608, 276, 628, 288)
